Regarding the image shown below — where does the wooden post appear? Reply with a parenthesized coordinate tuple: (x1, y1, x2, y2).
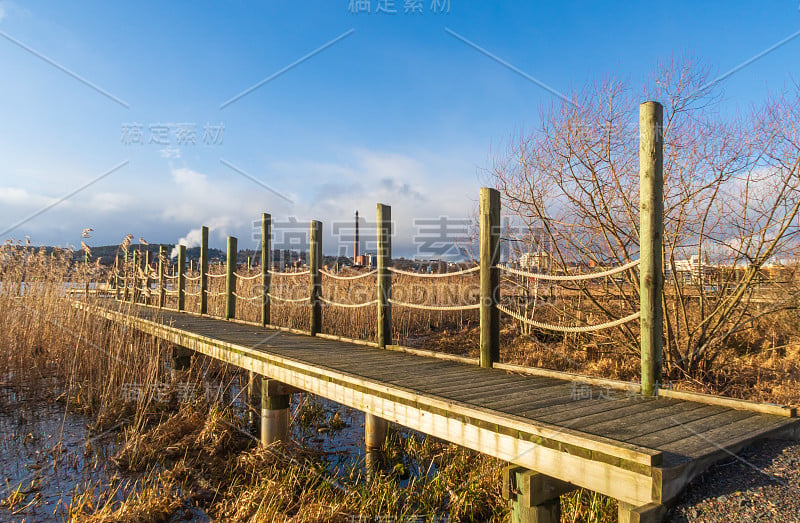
(376, 204, 392, 347)
(309, 220, 322, 336)
(200, 225, 209, 315)
(503, 467, 574, 523)
(132, 251, 140, 303)
(178, 245, 186, 311)
(262, 213, 271, 327)
(226, 235, 237, 320)
(123, 251, 130, 301)
(144, 250, 152, 304)
(158, 245, 166, 308)
(479, 187, 501, 368)
(261, 378, 290, 445)
(365, 413, 388, 450)
(639, 101, 664, 397)
(113, 254, 120, 299)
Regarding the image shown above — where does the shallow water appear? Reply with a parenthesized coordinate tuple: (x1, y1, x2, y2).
(0, 401, 117, 522)
(0, 374, 435, 522)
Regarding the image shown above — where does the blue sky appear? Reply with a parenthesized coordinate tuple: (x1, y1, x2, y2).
(0, 1, 798, 258)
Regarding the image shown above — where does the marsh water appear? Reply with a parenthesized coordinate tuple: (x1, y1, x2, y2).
(0, 371, 432, 522)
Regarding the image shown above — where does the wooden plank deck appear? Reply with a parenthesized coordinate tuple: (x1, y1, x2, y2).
(84, 301, 799, 510)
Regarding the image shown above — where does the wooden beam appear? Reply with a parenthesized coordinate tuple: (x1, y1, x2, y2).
(226, 235, 237, 320)
(377, 203, 392, 347)
(639, 101, 664, 396)
(178, 245, 186, 311)
(200, 225, 209, 315)
(261, 213, 271, 327)
(158, 245, 166, 308)
(309, 220, 322, 335)
(479, 187, 501, 368)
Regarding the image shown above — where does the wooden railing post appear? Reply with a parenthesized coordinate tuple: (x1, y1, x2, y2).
(262, 213, 271, 327)
(132, 250, 141, 303)
(479, 187, 501, 368)
(639, 101, 664, 396)
(309, 220, 322, 336)
(113, 254, 120, 299)
(123, 251, 130, 301)
(178, 245, 186, 311)
(200, 225, 209, 315)
(144, 250, 152, 304)
(158, 245, 166, 308)
(226, 235, 237, 320)
(377, 203, 392, 347)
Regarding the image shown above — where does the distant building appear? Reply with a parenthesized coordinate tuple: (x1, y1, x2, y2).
(520, 252, 551, 273)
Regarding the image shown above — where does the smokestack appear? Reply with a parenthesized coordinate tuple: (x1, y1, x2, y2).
(354, 210, 359, 262)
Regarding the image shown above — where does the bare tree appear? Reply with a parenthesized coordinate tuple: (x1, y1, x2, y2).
(489, 57, 800, 380)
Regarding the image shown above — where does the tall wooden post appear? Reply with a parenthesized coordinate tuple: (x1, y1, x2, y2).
(178, 245, 186, 311)
(158, 245, 166, 308)
(262, 213, 271, 327)
(226, 235, 237, 320)
(639, 101, 664, 396)
(200, 225, 209, 315)
(309, 220, 322, 336)
(479, 187, 501, 368)
(376, 203, 392, 347)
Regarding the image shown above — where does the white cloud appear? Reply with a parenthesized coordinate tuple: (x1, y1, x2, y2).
(0, 186, 58, 207)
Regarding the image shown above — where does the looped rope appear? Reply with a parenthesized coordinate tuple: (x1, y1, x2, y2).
(319, 296, 379, 308)
(388, 266, 480, 278)
(184, 290, 201, 296)
(319, 269, 378, 280)
(267, 293, 309, 303)
(268, 270, 310, 276)
(388, 299, 481, 311)
(206, 272, 227, 279)
(184, 275, 201, 281)
(235, 272, 263, 281)
(164, 274, 179, 280)
(233, 292, 261, 301)
(498, 259, 640, 281)
(497, 303, 640, 333)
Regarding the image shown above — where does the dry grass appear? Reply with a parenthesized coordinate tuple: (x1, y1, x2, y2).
(3, 241, 799, 522)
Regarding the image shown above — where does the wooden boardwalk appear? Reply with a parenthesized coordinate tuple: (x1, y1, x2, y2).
(86, 300, 798, 520)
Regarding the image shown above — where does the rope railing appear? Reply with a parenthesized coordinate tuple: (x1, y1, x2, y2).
(497, 303, 640, 333)
(388, 298, 481, 311)
(267, 293, 309, 304)
(207, 290, 227, 297)
(206, 273, 226, 279)
(234, 272, 263, 281)
(498, 259, 640, 281)
(268, 270, 310, 276)
(233, 292, 261, 301)
(184, 290, 202, 297)
(319, 296, 379, 308)
(319, 269, 377, 280)
(388, 266, 480, 278)
(164, 274, 179, 280)
(184, 274, 202, 282)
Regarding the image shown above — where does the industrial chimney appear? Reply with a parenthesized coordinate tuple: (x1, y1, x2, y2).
(354, 210, 359, 262)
